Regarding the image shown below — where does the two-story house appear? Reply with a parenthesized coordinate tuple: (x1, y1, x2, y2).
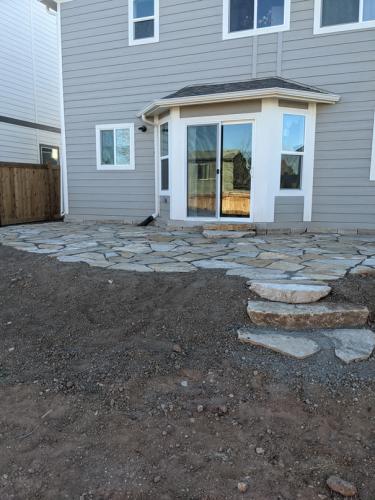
(57, 0, 375, 231)
(0, 0, 61, 166)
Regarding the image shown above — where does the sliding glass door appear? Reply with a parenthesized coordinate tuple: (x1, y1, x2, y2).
(221, 123, 252, 218)
(187, 125, 218, 217)
(187, 121, 252, 219)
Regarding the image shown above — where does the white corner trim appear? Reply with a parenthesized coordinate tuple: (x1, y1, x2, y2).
(95, 123, 135, 171)
(314, 0, 375, 35)
(56, 4, 69, 215)
(370, 112, 375, 181)
(222, 0, 291, 40)
(128, 0, 159, 46)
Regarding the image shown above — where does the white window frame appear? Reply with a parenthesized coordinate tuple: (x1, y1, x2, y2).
(159, 119, 170, 194)
(96, 123, 135, 171)
(223, 0, 291, 40)
(129, 0, 159, 46)
(314, 0, 375, 35)
(275, 104, 316, 224)
(370, 112, 375, 181)
(279, 113, 306, 192)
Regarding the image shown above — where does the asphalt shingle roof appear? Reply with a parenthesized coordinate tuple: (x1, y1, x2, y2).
(163, 77, 329, 100)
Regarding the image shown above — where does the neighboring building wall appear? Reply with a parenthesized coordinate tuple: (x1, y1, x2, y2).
(61, 0, 375, 228)
(0, 0, 60, 163)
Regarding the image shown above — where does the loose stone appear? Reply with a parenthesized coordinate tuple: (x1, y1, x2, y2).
(237, 482, 249, 493)
(326, 476, 357, 497)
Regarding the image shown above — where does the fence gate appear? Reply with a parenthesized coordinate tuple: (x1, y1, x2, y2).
(0, 162, 61, 226)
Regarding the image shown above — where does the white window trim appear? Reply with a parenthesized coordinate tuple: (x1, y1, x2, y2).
(370, 112, 375, 181)
(279, 113, 305, 192)
(129, 0, 159, 46)
(314, 0, 375, 35)
(159, 118, 170, 195)
(223, 0, 291, 40)
(96, 123, 135, 171)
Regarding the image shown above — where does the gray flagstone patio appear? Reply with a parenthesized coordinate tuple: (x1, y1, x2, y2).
(1, 222, 375, 281)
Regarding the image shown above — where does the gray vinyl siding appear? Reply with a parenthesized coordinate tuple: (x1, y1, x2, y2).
(61, 0, 375, 227)
(274, 196, 304, 223)
(159, 196, 170, 223)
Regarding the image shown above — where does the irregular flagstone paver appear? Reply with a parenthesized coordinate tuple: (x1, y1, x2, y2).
(192, 259, 244, 270)
(148, 262, 196, 273)
(250, 282, 331, 304)
(203, 230, 250, 239)
(321, 329, 375, 364)
(1, 221, 375, 276)
(267, 261, 305, 272)
(238, 328, 320, 359)
(247, 301, 369, 330)
(110, 263, 153, 272)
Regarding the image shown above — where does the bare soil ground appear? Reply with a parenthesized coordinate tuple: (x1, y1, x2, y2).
(0, 244, 374, 500)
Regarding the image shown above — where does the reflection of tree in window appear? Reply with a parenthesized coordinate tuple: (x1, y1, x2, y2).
(280, 155, 302, 189)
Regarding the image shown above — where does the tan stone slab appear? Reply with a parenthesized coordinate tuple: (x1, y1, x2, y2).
(250, 282, 331, 304)
(247, 301, 369, 330)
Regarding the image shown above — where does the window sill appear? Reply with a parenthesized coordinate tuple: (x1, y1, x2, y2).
(277, 189, 304, 196)
(97, 165, 135, 171)
(223, 23, 289, 40)
(314, 19, 375, 35)
(129, 36, 159, 46)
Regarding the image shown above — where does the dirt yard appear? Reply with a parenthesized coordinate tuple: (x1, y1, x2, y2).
(0, 244, 374, 500)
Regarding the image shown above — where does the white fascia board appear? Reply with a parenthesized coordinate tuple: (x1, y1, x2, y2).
(139, 88, 340, 118)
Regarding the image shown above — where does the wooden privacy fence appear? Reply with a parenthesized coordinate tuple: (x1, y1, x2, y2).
(0, 162, 61, 226)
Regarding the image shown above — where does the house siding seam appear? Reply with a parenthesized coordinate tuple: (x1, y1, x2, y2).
(61, 0, 375, 228)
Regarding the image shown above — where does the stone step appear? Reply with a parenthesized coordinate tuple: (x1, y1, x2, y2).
(238, 327, 320, 359)
(249, 282, 331, 304)
(247, 300, 369, 330)
(238, 327, 375, 363)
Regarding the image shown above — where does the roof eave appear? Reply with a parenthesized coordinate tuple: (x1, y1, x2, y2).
(139, 87, 340, 119)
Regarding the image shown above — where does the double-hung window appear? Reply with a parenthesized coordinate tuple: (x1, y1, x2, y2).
(223, 0, 290, 39)
(96, 124, 135, 170)
(280, 114, 305, 190)
(129, 0, 159, 45)
(159, 122, 169, 193)
(314, 0, 375, 34)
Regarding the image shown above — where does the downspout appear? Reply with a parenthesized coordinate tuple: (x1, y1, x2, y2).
(56, 2, 69, 216)
(141, 113, 159, 220)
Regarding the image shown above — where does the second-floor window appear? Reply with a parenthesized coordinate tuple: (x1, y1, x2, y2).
(315, 0, 375, 34)
(129, 0, 159, 45)
(223, 0, 290, 39)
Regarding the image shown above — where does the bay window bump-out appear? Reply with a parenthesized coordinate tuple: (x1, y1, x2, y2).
(315, 0, 375, 34)
(96, 124, 135, 170)
(223, 0, 290, 39)
(129, 0, 159, 45)
(280, 114, 305, 190)
(159, 121, 169, 193)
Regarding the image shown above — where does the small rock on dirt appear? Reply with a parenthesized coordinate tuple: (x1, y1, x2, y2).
(173, 344, 182, 353)
(237, 481, 249, 493)
(326, 475, 357, 497)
